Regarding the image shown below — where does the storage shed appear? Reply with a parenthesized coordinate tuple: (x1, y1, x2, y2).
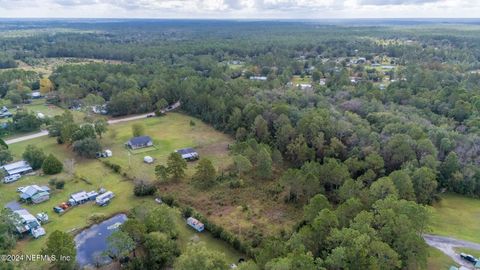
(144, 156, 154, 164)
(176, 148, 199, 161)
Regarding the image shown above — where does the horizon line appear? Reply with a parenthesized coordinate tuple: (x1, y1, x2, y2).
(0, 17, 480, 20)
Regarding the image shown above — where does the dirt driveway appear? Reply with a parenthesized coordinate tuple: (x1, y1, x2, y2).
(423, 234, 480, 269)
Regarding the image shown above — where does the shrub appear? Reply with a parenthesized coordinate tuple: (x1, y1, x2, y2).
(89, 213, 107, 224)
(134, 181, 157, 197)
(42, 154, 63, 175)
(55, 180, 65, 189)
(162, 194, 177, 207)
(22, 145, 46, 170)
(48, 178, 57, 186)
(103, 160, 121, 173)
(229, 178, 244, 189)
(73, 138, 102, 158)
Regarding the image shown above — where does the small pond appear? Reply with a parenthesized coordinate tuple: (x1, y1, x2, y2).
(74, 213, 127, 268)
(74, 209, 244, 268)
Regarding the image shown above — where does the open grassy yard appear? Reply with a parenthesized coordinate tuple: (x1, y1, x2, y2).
(102, 113, 234, 181)
(291, 75, 312, 84)
(1, 112, 249, 269)
(21, 100, 68, 117)
(1, 99, 84, 124)
(425, 247, 457, 270)
(429, 193, 480, 243)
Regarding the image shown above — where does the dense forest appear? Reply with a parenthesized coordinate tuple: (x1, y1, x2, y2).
(1, 20, 480, 269)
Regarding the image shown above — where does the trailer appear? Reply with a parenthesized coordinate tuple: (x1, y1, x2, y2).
(187, 217, 205, 232)
(96, 191, 114, 206)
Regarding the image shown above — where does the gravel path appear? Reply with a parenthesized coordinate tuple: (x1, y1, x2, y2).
(423, 234, 480, 269)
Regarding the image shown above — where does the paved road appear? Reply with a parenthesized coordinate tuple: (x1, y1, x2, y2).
(4, 112, 154, 145)
(423, 234, 480, 269)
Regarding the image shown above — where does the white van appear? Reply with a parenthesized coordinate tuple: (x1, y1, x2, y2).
(4, 174, 21, 184)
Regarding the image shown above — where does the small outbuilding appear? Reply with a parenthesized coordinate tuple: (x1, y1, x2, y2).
(126, 136, 153, 150)
(144, 156, 154, 164)
(30, 91, 43, 99)
(176, 148, 199, 161)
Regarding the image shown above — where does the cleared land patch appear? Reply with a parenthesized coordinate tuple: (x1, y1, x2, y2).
(430, 193, 480, 243)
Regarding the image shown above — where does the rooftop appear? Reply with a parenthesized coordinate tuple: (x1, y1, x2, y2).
(176, 148, 197, 155)
(128, 136, 152, 145)
(2, 160, 33, 175)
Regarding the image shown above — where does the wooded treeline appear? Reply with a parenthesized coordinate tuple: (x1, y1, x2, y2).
(1, 20, 480, 269)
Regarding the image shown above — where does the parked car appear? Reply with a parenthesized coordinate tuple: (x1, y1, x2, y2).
(155, 197, 163, 204)
(59, 202, 69, 210)
(17, 186, 26, 192)
(146, 114, 155, 118)
(460, 253, 477, 264)
(53, 206, 64, 214)
(4, 174, 21, 184)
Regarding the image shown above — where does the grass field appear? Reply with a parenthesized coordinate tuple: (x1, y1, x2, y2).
(1, 112, 245, 269)
(8, 57, 125, 77)
(429, 193, 480, 243)
(103, 113, 234, 181)
(425, 247, 457, 270)
(291, 75, 312, 84)
(1, 99, 84, 124)
(99, 112, 300, 245)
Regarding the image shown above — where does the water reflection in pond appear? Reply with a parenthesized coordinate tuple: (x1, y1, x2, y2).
(74, 214, 127, 268)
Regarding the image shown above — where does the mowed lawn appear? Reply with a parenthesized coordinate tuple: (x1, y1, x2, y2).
(102, 112, 234, 181)
(429, 193, 480, 243)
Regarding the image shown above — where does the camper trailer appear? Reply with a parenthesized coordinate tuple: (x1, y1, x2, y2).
(96, 191, 114, 206)
(187, 217, 205, 232)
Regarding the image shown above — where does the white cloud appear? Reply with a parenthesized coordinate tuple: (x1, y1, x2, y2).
(0, 0, 480, 18)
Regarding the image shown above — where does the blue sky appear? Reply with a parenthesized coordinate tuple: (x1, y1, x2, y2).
(0, 0, 479, 18)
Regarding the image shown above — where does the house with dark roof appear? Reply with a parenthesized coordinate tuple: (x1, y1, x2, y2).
(175, 148, 199, 161)
(126, 136, 153, 150)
